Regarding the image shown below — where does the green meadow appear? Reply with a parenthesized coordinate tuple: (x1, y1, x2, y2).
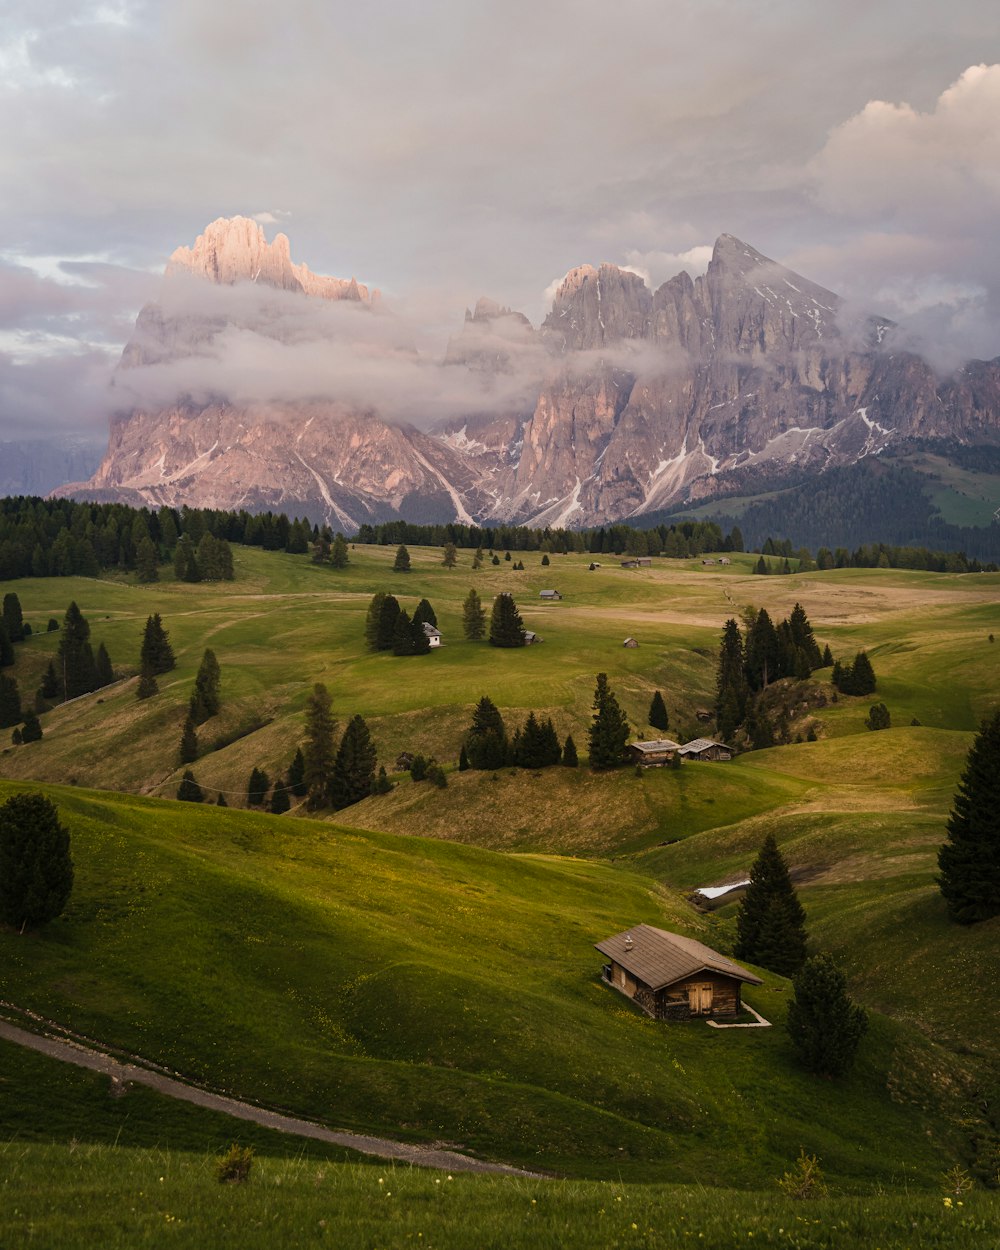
(1, 543, 999, 1236)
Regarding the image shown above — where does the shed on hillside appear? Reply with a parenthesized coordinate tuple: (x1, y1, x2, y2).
(628, 738, 682, 767)
(539, 589, 563, 600)
(678, 738, 733, 762)
(422, 622, 442, 647)
(523, 630, 542, 645)
(596, 924, 762, 1020)
(623, 637, 639, 648)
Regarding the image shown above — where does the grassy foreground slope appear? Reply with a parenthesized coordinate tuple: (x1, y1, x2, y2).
(0, 779, 969, 1187)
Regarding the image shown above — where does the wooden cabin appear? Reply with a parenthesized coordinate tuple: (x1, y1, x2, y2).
(595, 924, 762, 1020)
(678, 738, 733, 762)
(628, 738, 682, 767)
(539, 589, 563, 600)
(623, 637, 639, 648)
(422, 622, 442, 647)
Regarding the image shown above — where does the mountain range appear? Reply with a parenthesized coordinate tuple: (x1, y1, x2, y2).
(57, 217, 1000, 529)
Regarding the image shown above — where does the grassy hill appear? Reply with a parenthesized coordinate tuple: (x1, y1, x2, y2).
(0, 778, 979, 1188)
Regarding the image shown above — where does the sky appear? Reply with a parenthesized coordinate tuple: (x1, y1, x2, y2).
(2, 0, 999, 441)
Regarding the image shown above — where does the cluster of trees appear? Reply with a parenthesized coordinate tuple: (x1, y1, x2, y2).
(172, 533, 235, 583)
(831, 652, 877, 696)
(178, 650, 223, 763)
(734, 834, 867, 1077)
(137, 613, 176, 699)
(460, 696, 576, 771)
(300, 684, 378, 810)
(365, 594, 437, 655)
(310, 531, 350, 567)
(714, 604, 825, 742)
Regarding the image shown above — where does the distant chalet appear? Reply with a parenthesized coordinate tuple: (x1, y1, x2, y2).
(596, 924, 762, 1020)
(678, 738, 733, 761)
(422, 622, 441, 647)
(620, 557, 653, 568)
(538, 589, 563, 600)
(629, 738, 682, 767)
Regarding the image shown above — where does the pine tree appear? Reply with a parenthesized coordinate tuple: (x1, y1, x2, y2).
(410, 754, 429, 781)
(462, 588, 486, 641)
(216, 792, 228, 807)
(137, 666, 158, 700)
(471, 547, 483, 570)
(57, 602, 97, 699)
(851, 651, 877, 695)
(587, 673, 630, 771)
(744, 609, 783, 690)
(270, 782, 291, 814)
(410, 615, 431, 654)
(178, 713, 198, 764)
(0, 792, 73, 930)
(821, 644, 833, 667)
(413, 599, 437, 628)
(733, 834, 808, 975)
(465, 695, 507, 770)
(865, 702, 891, 731)
(458, 744, 470, 771)
(287, 747, 307, 797)
(491, 554, 500, 565)
(648, 691, 669, 732)
(140, 614, 176, 675)
(376, 595, 401, 651)
(562, 734, 578, 768)
(489, 592, 525, 647)
(371, 765, 392, 795)
(330, 714, 378, 809)
(39, 661, 59, 701)
(20, 710, 42, 743)
(247, 767, 270, 807)
(938, 709, 1000, 924)
(515, 711, 546, 768)
(303, 682, 337, 808)
(541, 553, 550, 566)
(442, 542, 458, 568)
(365, 592, 387, 651)
(0, 623, 12, 669)
(135, 536, 160, 583)
(788, 603, 822, 669)
(2, 592, 24, 642)
(177, 771, 204, 803)
(94, 642, 114, 688)
(331, 533, 349, 568)
(190, 649, 221, 723)
(174, 534, 200, 582)
(539, 717, 561, 766)
(0, 674, 22, 729)
(393, 544, 411, 572)
(786, 954, 868, 1076)
(392, 608, 415, 656)
(754, 555, 768, 575)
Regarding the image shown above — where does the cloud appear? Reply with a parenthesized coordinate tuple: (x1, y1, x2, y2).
(621, 246, 714, 290)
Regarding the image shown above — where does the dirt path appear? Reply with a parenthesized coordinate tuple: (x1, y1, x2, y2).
(0, 1018, 536, 1176)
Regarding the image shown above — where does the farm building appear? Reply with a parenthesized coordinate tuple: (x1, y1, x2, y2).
(422, 622, 442, 647)
(523, 630, 542, 644)
(718, 556, 731, 566)
(596, 924, 762, 1020)
(620, 557, 652, 568)
(679, 738, 733, 761)
(623, 637, 639, 648)
(539, 589, 563, 600)
(628, 738, 682, 766)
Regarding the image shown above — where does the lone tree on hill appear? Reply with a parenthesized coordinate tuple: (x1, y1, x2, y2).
(462, 588, 486, 641)
(303, 682, 337, 808)
(938, 709, 1000, 924)
(0, 792, 73, 931)
(330, 714, 378, 809)
(786, 953, 867, 1077)
(177, 771, 204, 803)
(442, 542, 458, 568)
(489, 592, 525, 647)
(587, 673, 630, 771)
(330, 533, 350, 568)
(733, 833, 808, 976)
(247, 767, 270, 807)
(648, 690, 669, 732)
(20, 711, 43, 743)
(393, 544, 411, 573)
(865, 702, 891, 731)
(140, 614, 176, 675)
(190, 649, 222, 723)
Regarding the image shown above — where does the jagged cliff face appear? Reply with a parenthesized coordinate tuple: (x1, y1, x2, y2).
(61, 220, 1000, 527)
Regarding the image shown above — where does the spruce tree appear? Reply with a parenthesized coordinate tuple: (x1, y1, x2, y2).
(515, 711, 545, 768)
(744, 608, 783, 690)
(137, 666, 158, 700)
(471, 547, 483, 570)
(95, 642, 114, 689)
(851, 651, 877, 695)
(458, 744, 470, 771)
(177, 771, 204, 803)
(489, 592, 525, 647)
(174, 534, 200, 582)
(562, 734, 578, 768)
(135, 536, 160, 583)
(393, 544, 411, 572)
(410, 615, 431, 654)
(648, 691, 669, 732)
(270, 783, 291, 814)
(821, 644, 833, 667)
(39, 661, 59, 701)
(788, 603, 822, 669)
(0, 674, 22, 729)
(140, 614, 176, 675)
(0, 622, 12, 669)
(587, 673, 630, 771)
(733, 834, 808, 976)
(786, 954, 868, 1077)
(190, 649, 221, 723)
(0, 792, 73, 930)
(303, 682, 337, 808)
(539, 717, 561, 765)
(541, 553, 550, 566)
(2, 593, 24, 643)
(376, 595, 401, 651)
(58, 602, 98, 699)
(247, 767, 270, 806)
(178, 713, 198, 764)
(216, 792, 228, 807)
(392, 608, 415, 656)
(462, 588, 486, 641)
(330, 714, 378, 809)
(371, 765, 392, 795)
(330, 533, 350, 568)
(865, 702, 891, 731)
(413, 599, 437, 628)
(714, 618, 748, 739)
(288, 747, 307, 797)
(938, 709, 1000, 924)
(442, 542, 458, 568)
(465, 696, 508, 770)
(365, 593, 387, 651)
(20, 711, 43, 743)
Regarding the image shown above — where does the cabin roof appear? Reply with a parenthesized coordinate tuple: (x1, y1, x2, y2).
(422, 621, 441, 637)
(595, 924, 762, 990)
(630, 738, 682, 754)
(679, 738, 729, 754)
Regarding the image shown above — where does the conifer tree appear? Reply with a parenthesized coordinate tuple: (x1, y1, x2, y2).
(539, 717, 561, 766)
(95, 642, 114, 689)
(270, 783, 291, 814)
(247, 767, 270, 807)
(442, 542, 458, 568)
(178, 713, 198, 764)
(458, 744, 470, 771)
(938, 709, 1000, 924)
(734, 834, 808, 976)
(371, 765, 392, 795)
(20, 711, 43, 743)
(821, 644, 833, 667)
(135, 536, 160, 583)
(2, 593, 24, 642)
(491, 554, 500, 565)
(514, 711, 546, 768)
(744, 608, 783, 690)
(541, 553, 550, 566)
(136, 667, 158, 700)
(216, 792, 228, 807)
(413, 599, 437, 628)
(648, 690, 669, 732)
(850, 651, 877, 695)
(330, 714, 378, 809)
(393, 544, 411, 572)
(303, 682, 337, 809)
(328, 532, 349, 568)
(0, 792, 73, 929)
(865, 702, 891, 731)
(190, 649, 221, 723)
(471, 547, 483, 570)
(174, 533, 200, 582)
(140, 614, 176, 675)
(57, 602, 98, 699)
(287, 747, 307, 796)
(0, 622, 12, 669)
(462, 588, 486, 641)
(788, 603, 822, 669)
(786, 954, 867, 1077)
(465, 696, 507, 770)
(409, 614, 431, 654)
(562, 734, 578, 768)
(0, 674, 22, 729)
(376, 595, 401, 651)
(392, 608, 415, 656)
(489, 592, 525, 647)
(177, 771, 204, 803)
(39, 661, 59, 702)
(587, 673, 630, 771)
(365, 592, 387, 651)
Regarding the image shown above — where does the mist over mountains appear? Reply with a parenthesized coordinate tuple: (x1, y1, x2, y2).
(53, 216, 1000, 529)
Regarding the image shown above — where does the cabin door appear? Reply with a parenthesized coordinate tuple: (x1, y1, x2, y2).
(688, 983, 713, 1015)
